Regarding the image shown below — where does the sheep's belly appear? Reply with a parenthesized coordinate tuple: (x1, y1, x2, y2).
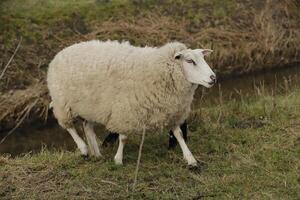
(103, 96, 192, 135)
(147, 105, 190, 132)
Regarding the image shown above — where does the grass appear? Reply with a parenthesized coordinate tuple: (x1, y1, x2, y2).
(1, 86, 300, 199)
(0, 0, 299, 90)
(0, 0, 236, 45)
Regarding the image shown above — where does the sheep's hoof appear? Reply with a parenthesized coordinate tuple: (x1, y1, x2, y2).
(188, 162, 199, 169)
(94, 154, 102, 159)
(114, 161, 123, 165)
(114, 159, 123, 165)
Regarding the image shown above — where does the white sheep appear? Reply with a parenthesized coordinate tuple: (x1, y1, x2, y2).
(47, 40, 216, 167)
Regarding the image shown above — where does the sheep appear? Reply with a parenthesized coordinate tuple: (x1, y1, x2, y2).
(47, 40, 216, 167)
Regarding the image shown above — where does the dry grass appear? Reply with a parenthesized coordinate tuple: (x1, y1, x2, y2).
(0, 84, 49, 131)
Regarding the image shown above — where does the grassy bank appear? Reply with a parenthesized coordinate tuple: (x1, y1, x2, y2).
(0, 0, 300, 131)
(1, 0, 300, 91)
(1, 86, 300, 199)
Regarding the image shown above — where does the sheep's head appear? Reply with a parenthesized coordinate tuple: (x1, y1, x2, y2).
(174, 49, 216, 88)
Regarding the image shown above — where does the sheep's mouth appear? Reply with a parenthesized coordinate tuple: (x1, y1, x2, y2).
(199, 81, 214, 88)
(208, 81, 215, 86)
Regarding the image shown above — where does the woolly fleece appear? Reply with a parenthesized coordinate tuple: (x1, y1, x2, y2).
(47, 40, 197, 135)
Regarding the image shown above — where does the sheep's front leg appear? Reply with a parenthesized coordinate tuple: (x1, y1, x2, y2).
(173, 126, 197, 167)
(114, 134, 127, 165)
(67, 127, 88, 157)
(83, 121, 102, 158)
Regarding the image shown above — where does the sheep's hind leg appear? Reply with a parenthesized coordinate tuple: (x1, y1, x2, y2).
(169, 120, 188, 149)
(172, 126, 197, 167)
(67, 127, 88, 157)
(83, 121, 102, 158)
(114, 134, 127, 165)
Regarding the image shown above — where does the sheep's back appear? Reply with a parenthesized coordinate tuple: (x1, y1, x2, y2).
(47, 41, 158, 127)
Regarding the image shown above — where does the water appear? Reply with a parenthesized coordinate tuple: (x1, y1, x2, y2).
(1, 66, 299, 156)
(0, 121, 76, 156)
(195, 66, 300, 106)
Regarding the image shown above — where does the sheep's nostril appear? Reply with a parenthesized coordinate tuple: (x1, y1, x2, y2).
(210, 75, 216, 83)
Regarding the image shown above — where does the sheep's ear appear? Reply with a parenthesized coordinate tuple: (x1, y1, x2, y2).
(174, 52, 182, 60)
(201, 49, 213, 56)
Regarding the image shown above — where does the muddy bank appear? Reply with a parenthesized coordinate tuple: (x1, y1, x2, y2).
(0, 0, 300, 132)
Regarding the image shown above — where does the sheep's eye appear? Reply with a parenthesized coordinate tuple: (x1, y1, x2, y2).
(186, 59, 196, 65)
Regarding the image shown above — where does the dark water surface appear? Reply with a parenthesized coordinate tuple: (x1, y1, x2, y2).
(1, 66, 300, 156)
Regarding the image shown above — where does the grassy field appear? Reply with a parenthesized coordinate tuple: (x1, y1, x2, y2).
(1, 85, 299, 199)
(0, 1, 299, 198)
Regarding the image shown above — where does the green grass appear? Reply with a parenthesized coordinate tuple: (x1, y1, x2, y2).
(1, 88, 300, 199)
(0, 0, 237, 46)
(1, 0, 299, 91)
